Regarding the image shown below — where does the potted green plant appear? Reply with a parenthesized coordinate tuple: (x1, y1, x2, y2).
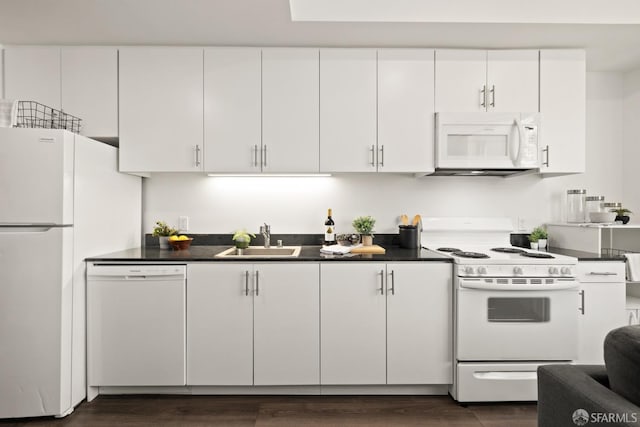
(232, 229, 256, 250)
(152, 220, 178, 249)
(528, 226, 548, 250)
(611, 207, 632, 224)
(352, 215, 376, 246)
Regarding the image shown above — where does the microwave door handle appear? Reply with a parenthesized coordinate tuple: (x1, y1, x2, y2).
(511, 118, 524, 166)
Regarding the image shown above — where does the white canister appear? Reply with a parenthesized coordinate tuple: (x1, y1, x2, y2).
(586, 196, 605, 222)
(567, 189, 586, 223)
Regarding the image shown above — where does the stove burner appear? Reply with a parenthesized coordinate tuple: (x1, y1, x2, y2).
(520, 252, 555, 259)
(491, 247, 527, 254)
(452, 251, 490, 259)
(437, 247, 462, 252)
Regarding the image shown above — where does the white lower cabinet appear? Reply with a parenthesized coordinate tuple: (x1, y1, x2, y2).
(320, 262, 452, 385)
(186, 263, 320, 385)
(576, 262, 627, 364)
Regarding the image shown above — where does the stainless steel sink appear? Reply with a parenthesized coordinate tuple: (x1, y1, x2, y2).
(215, 246, 302, 258)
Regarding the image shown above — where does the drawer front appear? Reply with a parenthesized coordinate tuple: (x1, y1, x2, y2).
(456, 362, 543, 402)
(577, 262, 625, 283)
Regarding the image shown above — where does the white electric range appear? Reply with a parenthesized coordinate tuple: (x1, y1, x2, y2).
(422, 218, 579, 403)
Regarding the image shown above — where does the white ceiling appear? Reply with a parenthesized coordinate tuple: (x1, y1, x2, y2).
(1, 0, 640, 71)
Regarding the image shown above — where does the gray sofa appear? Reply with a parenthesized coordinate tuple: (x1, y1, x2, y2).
(538, 325, 640, 427)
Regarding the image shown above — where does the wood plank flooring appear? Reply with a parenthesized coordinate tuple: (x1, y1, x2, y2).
(0, 395, 537, 427)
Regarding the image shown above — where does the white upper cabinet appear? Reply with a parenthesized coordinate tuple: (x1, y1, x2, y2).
(204, 48, 261, 173)
(119, 47, 204, 172)
(4, 46, 61, 110)
(378, 49, 435, 173)
(61, 47, 118, 138)
(539, 49, 586, 175)
(435, 49, 539, 113)
(320, 49, 377, 172)
(262, 48, 320, 173)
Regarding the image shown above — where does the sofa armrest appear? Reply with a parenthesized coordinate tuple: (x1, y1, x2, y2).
(538, 365, 640, 427)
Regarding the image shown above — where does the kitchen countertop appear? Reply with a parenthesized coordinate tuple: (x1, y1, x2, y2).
(86, 245, 453, 263)
(547, 247, 625, 262)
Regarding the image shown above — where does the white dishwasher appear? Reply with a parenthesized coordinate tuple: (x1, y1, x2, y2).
(87, 264, 186, 387)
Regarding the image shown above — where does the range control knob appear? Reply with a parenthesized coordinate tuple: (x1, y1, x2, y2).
(561, 266, 573, 276)
(513, 266, 523, 275)
(465, 266, 476, 275)
(477, 267, 487, 275)
(549, 267, 559, 275)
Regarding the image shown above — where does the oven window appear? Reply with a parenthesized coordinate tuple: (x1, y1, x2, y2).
(487, 297, 550, 323)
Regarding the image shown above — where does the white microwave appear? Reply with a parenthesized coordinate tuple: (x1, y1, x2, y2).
(433, 112, 541, 176)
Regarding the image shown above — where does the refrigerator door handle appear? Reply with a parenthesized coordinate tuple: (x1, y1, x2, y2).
(0, 224, 68, 232)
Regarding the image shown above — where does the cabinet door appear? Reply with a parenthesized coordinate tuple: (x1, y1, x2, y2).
(320, 263, 386, 384)
(204, 48, 261, 173)
(435, 50, 487, 112)
(378, 49, 435, 173)
(119, 47, 203, 172)
(577, 282, 626, 364)
(61, 47, 118, 138)
(539, 49, 586, 174)
(186, 264, 253, 385)
(262, 48, 319, 173)
(253, 263, 320, 385)
(4, 46, 61, 109)
(487, 50, 539, 112)
(88, 276, 185, 386)
(386, 263, 452, 384)
(320, 49, 377, 172)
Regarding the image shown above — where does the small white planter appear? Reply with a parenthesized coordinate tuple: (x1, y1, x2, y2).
(538, 239, 548, 250)
(530, 241, 539, 250)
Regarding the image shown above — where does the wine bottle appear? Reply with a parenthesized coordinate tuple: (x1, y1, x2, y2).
(324, 208, 336, 246)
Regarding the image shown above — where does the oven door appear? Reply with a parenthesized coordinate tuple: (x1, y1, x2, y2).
(456, 278, 578, 361)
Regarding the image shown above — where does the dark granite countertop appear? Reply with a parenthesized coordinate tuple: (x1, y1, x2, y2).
(547, 247, 625, 262)
(86, 245, 453, 263)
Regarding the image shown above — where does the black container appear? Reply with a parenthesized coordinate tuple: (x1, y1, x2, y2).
(399, 225, 420, 249)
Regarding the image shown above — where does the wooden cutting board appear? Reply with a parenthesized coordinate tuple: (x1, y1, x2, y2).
(351, 245, 386, 254)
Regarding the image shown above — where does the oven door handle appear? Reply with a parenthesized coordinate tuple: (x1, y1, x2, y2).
(459, 280, 579, 291)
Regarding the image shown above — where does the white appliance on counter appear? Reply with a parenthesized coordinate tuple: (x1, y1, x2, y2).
(422, 217, 579, 402)
(0, 128, 141, 419)
(431, 112, 540, 176)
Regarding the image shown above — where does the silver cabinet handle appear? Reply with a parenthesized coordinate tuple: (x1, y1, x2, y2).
(388, 270, 395, 295)
(490, 85, 495, 107)
(263, 145, 267, 168)
(579, 290, 585, 315)
(480, 85, 486, 108)
(195, 144, 201, 167)
(253, 145, 259, 167)
(255, 270, 260, 296)
(245, 270, 250, 296)
(542, 145, 550, 167)
(379, 145, 385, 167)
(587, 272, 618, 276)
(370, 145, 376, 167)
(378, 270, 385, 295)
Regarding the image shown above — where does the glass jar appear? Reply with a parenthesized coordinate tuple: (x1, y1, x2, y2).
(585, 196, 605, 222)
(602, 202, 622, 213)
(567, 189, 587, 223)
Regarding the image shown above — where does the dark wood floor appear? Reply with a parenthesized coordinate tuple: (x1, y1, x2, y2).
(0, 395, 537, 427)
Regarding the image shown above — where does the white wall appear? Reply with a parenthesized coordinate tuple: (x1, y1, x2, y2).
(623, 68, 640, 214)
(143, 72, 626, 237)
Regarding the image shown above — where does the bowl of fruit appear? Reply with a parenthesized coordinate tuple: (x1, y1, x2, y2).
(168, 235, 193, 250)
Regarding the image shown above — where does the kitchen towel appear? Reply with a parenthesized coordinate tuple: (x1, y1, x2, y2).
(625, 253, 640, 282)
(0, 99, 18, 128)
(320, 244, 362, 255)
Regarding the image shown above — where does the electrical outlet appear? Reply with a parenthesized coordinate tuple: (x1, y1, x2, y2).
(179, 216, 189, 231)
(517, 217, 526, 231)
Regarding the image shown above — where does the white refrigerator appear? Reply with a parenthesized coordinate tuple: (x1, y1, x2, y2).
(0, 128, 141, 418)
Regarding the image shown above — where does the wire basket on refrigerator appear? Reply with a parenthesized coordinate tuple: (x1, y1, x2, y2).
(15, 101, 82, 134)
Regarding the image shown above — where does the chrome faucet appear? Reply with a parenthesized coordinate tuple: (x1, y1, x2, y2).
(260, 223, 271, 248)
